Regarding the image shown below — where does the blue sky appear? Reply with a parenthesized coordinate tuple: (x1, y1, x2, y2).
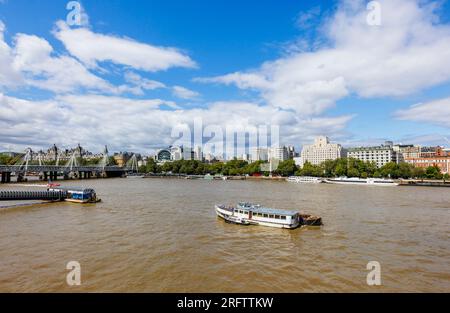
(0, 0, 450, 154)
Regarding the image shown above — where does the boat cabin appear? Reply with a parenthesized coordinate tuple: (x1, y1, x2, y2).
(48, 187, 98, 203)
(236, 202, 299, 228)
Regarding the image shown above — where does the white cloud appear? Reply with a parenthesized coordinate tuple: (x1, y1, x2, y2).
(53, 21, 196, 72)
(172, 86, 200, 100)
(12, 33, 115, 93)
(0, 22, 181, 95)
(295, 6, 321, 29)
(196, 0, 450, 116)
(395, 97, 450, 128)
(0, 21, 22, 89)
(119, 71, 166, 95)
(0, 93, 353, 153)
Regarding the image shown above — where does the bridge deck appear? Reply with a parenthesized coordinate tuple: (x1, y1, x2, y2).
(0, 165, 128, 173)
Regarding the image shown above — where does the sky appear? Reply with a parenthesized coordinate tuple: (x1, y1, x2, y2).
(0, 0, 450, 155)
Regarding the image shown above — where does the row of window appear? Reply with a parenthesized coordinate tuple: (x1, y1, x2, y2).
(235, 210, 288, 220)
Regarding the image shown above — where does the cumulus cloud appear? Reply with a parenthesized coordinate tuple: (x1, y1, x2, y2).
(0, 20, 193, 95)
(172, 86, 200, 100)
(0, 21, 22, 89)
(0, 93, 353, 153)
(53, 21, 196, 72)
(12, 33, 115, 93)
(395, 97, 450, 128)
(196, 0, 450, 116)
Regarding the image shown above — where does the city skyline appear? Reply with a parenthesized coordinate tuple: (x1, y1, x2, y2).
(1, 0, 450, 153)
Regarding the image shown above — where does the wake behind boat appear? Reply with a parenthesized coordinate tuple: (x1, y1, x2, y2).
(324, 177, 399, 186)
(215, 202, 322, 229)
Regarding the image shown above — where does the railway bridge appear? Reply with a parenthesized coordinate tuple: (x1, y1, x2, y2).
(0, 147, 140, 183)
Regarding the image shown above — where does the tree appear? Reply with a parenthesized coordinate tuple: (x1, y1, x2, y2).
(145, 158, 159, 173)
(411, 166, 425, 179)
(0, 154, 14, 165)
(425, 165, 442, 179)
(397, 162, 413, 179)
(347, 167, 359, 178)
(379, 162, 400, 179)
(299, 161, 323, 177)
(334, 158, 348, 177)
(275, 160, 298, 177)
(322, 160, 337, 177)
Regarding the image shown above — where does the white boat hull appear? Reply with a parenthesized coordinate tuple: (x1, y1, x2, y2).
(215, 205, 299, 229)
(324, 179, 399, 186)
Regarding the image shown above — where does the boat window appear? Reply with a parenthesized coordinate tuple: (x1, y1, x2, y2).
(275, 215, 280, 219)
(281, 216, 286, 220)
(269, 214, 274, 219)
(263, 214, 268, 218)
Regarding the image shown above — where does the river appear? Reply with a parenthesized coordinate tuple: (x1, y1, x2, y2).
(0, 178, 449, 292)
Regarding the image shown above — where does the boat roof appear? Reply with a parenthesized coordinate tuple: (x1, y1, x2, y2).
(49, 187, 95, 193)
(238, 202, 297, 216)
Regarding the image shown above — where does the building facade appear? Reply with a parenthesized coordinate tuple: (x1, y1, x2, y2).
(155, 149, 172, 162)
(300, 136, 344, 167)
(268, 146, 289, 162)
(193, 146, 203, 161)
(393, 145, 420, 163)
(405, 156, 450, 174)
(250, 148, 269, 162)
(347, 142, 396, 168)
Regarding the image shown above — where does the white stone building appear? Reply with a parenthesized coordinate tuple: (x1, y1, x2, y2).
(299, 136, 344, 167)
(347, 142, 397, 168)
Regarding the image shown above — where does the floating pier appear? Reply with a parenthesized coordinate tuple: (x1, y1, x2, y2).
(0, 189, 67, 201)
(0, 187, 100, 203)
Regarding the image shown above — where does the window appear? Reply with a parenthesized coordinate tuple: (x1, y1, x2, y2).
(269, 214, 275, 219)
(281, 216, 286, 220)
(263, 214, 268, 218)
(275, 215, 280, 219)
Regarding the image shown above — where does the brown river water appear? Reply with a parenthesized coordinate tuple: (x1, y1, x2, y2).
(0, 178, 449, 292)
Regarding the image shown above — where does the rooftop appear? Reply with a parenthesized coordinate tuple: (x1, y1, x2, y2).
(238, 203, 297, 216)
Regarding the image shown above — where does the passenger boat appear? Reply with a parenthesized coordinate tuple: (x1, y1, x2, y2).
(126, 174, 145, 178)
(215, 203, 302, 229)
(286, 176, 323, 184)
(48, 187, 101, 203)
(324, 177, 399, 186)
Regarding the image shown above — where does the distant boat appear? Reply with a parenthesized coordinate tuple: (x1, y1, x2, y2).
(287, 176, 323, 184)
(48, 187, 101, 203)
(324, 177, 399, 186)
(126, 174, 144, 178)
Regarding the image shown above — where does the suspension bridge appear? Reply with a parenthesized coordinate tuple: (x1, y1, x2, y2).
(0, 146, 140, 183)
